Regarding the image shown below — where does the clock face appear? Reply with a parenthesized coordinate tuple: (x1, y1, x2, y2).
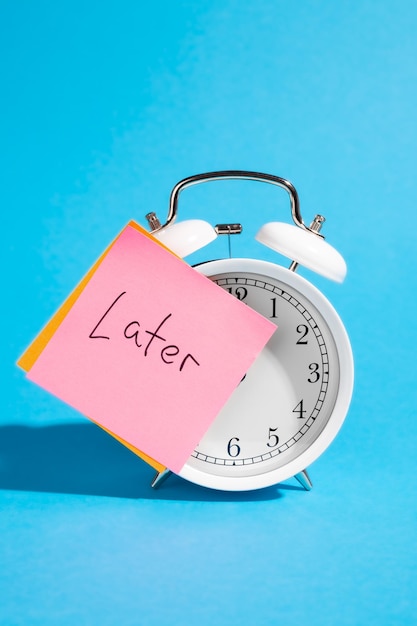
(179, 258, 353, 491)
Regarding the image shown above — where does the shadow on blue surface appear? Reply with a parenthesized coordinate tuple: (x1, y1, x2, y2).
(0, 424, 302, 502)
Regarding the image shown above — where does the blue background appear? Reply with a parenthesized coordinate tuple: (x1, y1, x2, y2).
(1, 1, 416, 624)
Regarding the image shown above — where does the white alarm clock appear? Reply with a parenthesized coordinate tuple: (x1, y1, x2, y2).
(146, 171, 354, 491)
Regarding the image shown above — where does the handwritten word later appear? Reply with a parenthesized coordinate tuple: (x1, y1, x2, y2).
(89, 291, 200, 373)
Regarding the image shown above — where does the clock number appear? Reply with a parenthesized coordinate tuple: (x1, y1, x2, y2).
(270, 297, 278, 319)
(293, 400, 306, 419)
(267, 427, 279, 448)
(296, 324, 309, 344)
(227, 437, 241, 457)
(227, 286, 248, 301)
(308, 363, 320, 383)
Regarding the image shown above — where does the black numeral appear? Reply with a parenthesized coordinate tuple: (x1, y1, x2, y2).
(293, 400, 306, 419)
(227, 286, 247, 301)
(270, 297, 278, 318)
(308, 363, 320, 383)
(296, 324, 309, 344)
(267, 427, 279, 448)
(227, 437, 241, 457)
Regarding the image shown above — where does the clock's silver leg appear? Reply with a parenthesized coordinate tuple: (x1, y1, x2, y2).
(151, 468, 172, 489)
(294, 469, 313, 491)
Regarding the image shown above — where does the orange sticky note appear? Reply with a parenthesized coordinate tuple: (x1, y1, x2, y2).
(21, 223, 276, 473)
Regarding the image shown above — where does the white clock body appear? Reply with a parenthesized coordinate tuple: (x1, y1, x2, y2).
(178, 258, 354, 491)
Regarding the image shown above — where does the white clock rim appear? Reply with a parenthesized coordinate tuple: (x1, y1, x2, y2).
(178, 258, 354, 491)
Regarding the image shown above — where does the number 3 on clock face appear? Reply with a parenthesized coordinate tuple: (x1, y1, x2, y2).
(178, 258, 354, 491)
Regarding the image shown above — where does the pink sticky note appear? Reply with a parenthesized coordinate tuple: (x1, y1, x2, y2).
(27, 225, 276, 473)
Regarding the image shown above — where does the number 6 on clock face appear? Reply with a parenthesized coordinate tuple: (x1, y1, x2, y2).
(178, 258, 354, 491)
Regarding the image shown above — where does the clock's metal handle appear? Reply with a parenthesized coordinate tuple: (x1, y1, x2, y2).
(147, 170, 309, 232)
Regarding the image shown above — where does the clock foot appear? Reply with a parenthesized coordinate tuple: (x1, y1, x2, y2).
(151, 468, 172, 489)
(294, 469, 313, 491)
